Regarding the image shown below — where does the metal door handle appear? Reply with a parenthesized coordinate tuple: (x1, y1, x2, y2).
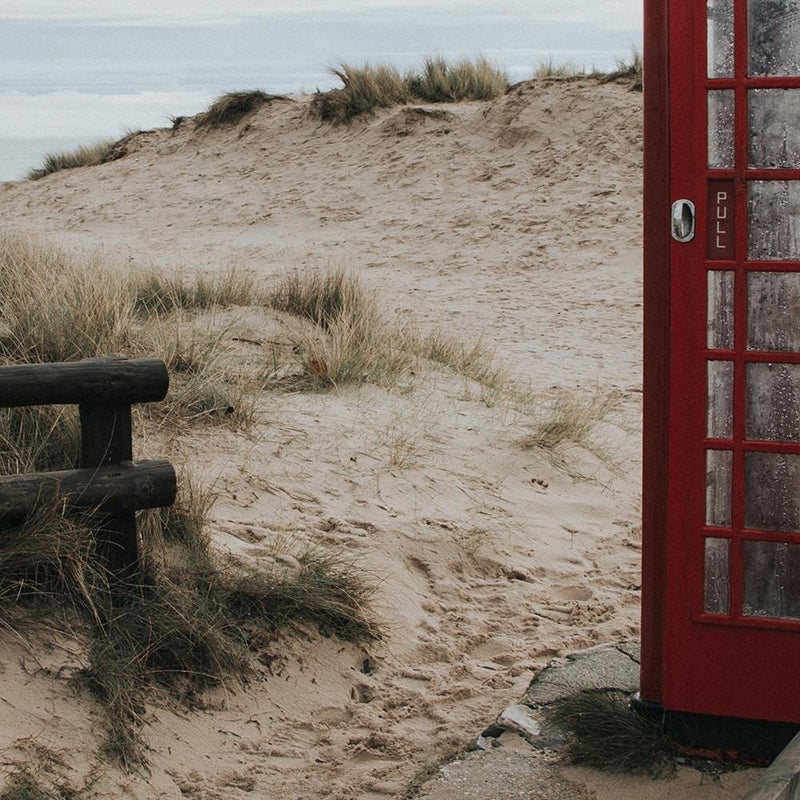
(672, 199, 695, 242)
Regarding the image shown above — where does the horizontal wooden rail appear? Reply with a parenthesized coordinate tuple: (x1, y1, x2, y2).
(0, 358, 169, 407)
(0, 461, 177, 522)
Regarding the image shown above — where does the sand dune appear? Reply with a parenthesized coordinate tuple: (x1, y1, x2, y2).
(0, 79, 753, 799)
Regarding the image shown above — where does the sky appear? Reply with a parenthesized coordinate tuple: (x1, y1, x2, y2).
(0, 0, 642, 29)
(0, 0, 642, 179)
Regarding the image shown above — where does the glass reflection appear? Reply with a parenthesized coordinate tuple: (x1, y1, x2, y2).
(708, 361, 734, 439)
(744, 540, 800, 619)
(747, 272, 800, 352)
(749, 90, 800, 168)
(707, 449, 733, 527)
(704, 537, 731, 614)
(748, 182, 800, 260)
(746, 363, 800, 441)
(745, 452, 800, 531)
(749, 0, 800, 76)
(708, 0, 735, 77)
(709, 90, 735, 168)
(708, 272, 735, 349)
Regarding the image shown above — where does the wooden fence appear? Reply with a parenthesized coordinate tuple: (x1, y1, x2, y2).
(0, 358, 176, 574)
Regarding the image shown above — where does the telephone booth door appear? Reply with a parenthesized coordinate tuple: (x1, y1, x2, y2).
(642, 0, 800, 736)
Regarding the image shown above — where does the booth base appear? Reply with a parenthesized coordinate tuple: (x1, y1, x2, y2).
(633, 696, 800, 765)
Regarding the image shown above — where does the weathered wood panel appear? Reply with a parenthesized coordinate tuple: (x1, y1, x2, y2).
(0, 460, 176, 519)
(0, 358, 169, 407)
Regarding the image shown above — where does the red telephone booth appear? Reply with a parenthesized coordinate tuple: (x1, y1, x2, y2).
(641, 0, 800, 760)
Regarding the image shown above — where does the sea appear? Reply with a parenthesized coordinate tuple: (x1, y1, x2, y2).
(0, 13, 640, 182)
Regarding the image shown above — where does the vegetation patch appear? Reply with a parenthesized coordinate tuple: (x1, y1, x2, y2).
(265, 268, 413, 389)
(132, 267, 262, 315)
(518, 389, 618, 452)
(409, 56, 508, 103)
(26, 141, 116, 181)
(545, 689, 676, 774)
(0, 464, 378, 766)
(310, 57, 508, 123)
(194, 91, 289, 129)
(599, 51, 643, 91)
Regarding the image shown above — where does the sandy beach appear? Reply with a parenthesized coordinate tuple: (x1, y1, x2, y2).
(0, 77, 761, 798)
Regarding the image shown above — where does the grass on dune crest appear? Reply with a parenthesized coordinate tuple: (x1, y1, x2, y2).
(194, 90, 290, 129)
(26, 140, 116, 181)
(599, 50, 643, 91)
(409, 56, 508, 102)
(310, 56, 508, 123)
(310, 64, 411, 124)
(532, 49, 643, 91)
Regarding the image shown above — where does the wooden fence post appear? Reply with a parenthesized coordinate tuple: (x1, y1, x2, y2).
(0, 358, 175, 577)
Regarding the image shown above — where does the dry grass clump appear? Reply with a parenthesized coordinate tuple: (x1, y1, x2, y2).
(546, 690, 675, 774)
(410, 56, 508, 102)
(265, 268, 413, 389)
(132, 267, 262, 315)
(0, 233, 134, 363)
(0, 751, 91, 800)
(0, 233, 259, 429)
(416, 329, 507, 392)
(598, 50, 643, 91)
(310, 64, 410, 124)
(194, 90, 287, 129)
(265, 268, 510, 393)
(26, 140, 116, 181)
(519, 390, 618, 452)
(0, 406, 80, 475)
(144, 323, 258, 428)
(310, 57, 508, 123)
(532, 60, 586, 80)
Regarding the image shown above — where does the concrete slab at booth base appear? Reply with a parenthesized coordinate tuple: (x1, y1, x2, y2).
(523, 641, 640, 707)
(743, 732, 800, 800)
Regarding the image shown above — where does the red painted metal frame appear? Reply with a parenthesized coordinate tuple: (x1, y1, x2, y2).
(642, 0, 800, 724)
(640, 0, 671, 705)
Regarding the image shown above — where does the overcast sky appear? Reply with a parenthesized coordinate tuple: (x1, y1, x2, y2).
(0, 0, 642, 31)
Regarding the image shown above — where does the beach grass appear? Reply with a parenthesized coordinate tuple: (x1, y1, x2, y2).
(26, 140, 116, 181)
(310, 56, 508, 123)
(194, 90, 289, 129)
(545, 689, 675, 774)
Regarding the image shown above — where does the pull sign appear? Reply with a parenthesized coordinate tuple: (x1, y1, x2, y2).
(672, 199, 696, 242)
(707, 180, 735, 260)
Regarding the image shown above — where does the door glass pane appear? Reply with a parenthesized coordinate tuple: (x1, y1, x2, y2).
(709, 90, 735, 168)
(743, 540, 800, 619)
(747, 363, 800, 441)
(747, 272, 800, 351)
(749, 89, 800, 168)
(708, 0, 735, 77)
(707, 449, 733, 526)
(704, 537, 731, 614)
(708, 361, 734, 438)
(748, 181, 800, 260)
(708, 271, 735, 349)
(749, 0, 800, 76)
(745, 452, 800, 530)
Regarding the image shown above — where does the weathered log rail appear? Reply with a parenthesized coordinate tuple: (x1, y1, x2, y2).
(0, 358, 176, 574)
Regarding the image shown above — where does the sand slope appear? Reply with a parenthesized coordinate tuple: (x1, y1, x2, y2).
(0, 79, 662, 798)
